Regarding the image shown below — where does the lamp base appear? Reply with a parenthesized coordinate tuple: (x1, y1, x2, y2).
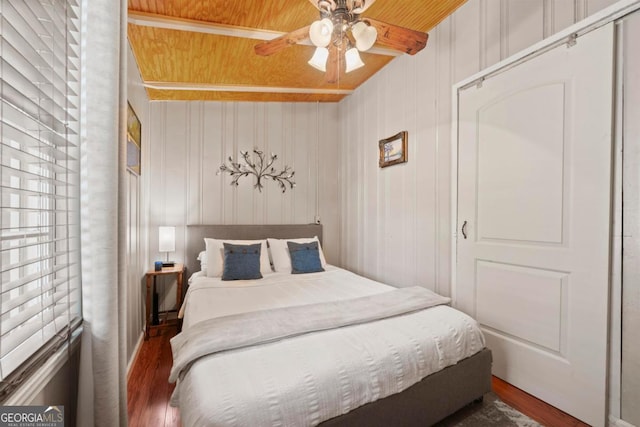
(162, 261, 175, 267)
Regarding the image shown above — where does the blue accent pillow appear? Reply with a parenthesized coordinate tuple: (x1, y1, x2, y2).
(287, 241, 325, 274)
(221, 243, 263, 281)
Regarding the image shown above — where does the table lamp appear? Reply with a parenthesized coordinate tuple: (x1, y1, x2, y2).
(158, 226, 175, 267)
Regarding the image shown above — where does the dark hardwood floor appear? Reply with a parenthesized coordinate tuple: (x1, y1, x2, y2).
(127, 329, 590, 427)
(127, 329, 179, 427)
(491, 377, 590, 427)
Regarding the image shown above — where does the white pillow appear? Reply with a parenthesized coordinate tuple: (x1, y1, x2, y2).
(197, 250, 207, 274)
(267, 236, 327, 273)
(205, 238, 271, 278)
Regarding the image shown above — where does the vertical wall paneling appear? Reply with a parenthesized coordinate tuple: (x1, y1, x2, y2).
(201, 103, 223, 223)
(148, 100, 340, 266)
(293, 104, 313, 223)
(368, 86, 377, 278)
(340, 95, 356, 273)
(265, 103, 285, 223)
(317, 103, 340, 263)
(186, 103, 201, 226)
(405, 57, 418, 288)
(500, 0, 510, 60)
(588, 0, 616, 15)
(609, 18, 624, 421)
(126, 43, 150, 365)
(273, 104, 284, 222)
(415, 29, 438, 292)
(225, 103, 235, 222)
(453, 1, 481, 82)
(575, 0, 588, 21)
(356, 91, 366, 276)
(507, 0, 545, 57)
(235, 103, 254, 224)
(552, 1, 577, 35)
(257, 104, 268, 224)
(543, 0, 554, 38)
(621, 11, 640, 427)
(436, 17, 455, 296)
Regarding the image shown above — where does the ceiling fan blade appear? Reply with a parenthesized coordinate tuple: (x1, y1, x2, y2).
(307, 0, 321, 10)
(326, 44, 340, 84)
(255, 25, 311, 56)
(351, 0, 377, 14)
(365, 18, 428, 55)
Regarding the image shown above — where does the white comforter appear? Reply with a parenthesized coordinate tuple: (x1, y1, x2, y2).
(174, 266, 485, 427)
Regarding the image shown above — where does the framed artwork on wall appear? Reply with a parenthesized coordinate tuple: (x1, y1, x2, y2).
(127, 102, 141, 175)
(379, 131, 408, 168)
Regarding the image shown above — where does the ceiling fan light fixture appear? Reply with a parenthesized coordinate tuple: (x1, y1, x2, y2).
(351, 21, 377, 51)
(344, 47, 365, 73)
(308, 47, 330, 71)
(309, 18, 334, 47)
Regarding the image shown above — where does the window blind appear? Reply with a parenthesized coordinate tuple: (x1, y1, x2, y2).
(0, 0, 81, 393)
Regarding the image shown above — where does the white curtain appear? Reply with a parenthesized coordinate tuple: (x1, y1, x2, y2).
(77, 0, 128, 425)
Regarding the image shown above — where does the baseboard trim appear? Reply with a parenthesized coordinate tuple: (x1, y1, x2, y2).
(609, 415, 637, 427)
(126, 331, 144, 381)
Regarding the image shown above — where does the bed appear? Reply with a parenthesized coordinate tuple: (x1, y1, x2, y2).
(170, 224, 492, 427)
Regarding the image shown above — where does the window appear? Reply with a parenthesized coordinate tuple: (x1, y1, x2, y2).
(0, 0, 81, 396)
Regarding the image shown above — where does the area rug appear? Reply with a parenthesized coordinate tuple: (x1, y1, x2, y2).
(434, 392, 543, 427)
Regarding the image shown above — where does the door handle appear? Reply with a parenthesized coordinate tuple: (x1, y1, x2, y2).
(461, 221, 468, 239)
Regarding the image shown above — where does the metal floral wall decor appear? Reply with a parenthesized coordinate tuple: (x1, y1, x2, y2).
(218, 149, 295, 193)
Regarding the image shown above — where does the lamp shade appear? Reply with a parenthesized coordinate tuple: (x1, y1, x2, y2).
(308, 47, 329, 72)
(345, 48, 365, 73)
(351, 21, 377, 52)
(158, 226, 175, 253)
(309, 18, 333, 48)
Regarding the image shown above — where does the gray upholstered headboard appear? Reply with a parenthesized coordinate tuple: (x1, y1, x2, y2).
(185, 224, 323, 276)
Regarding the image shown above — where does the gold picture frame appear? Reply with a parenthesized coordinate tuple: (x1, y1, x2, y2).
(127, 102, 141, 175)
(379, 131, 408, 168)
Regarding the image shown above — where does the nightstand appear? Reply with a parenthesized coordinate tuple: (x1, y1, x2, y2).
(145, 263, 185, 339)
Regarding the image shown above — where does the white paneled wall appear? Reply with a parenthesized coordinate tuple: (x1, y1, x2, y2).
(147, 101, 340, 270)
(126, 44, 149, 365)
(621, 10, 640, 427)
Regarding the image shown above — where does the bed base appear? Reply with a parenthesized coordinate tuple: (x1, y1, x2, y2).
(320, 348, 493, 427)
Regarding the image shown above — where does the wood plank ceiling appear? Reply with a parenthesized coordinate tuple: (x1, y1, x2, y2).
(127, 0, 468, 102)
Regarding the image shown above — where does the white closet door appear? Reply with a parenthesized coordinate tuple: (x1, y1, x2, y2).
(456, 23, 614, 427)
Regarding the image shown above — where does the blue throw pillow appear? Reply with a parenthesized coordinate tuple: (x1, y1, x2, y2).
(287, 241, 325, 274)
(222, 243, 263, 281)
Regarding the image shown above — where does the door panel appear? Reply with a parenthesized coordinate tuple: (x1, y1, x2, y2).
(456, 23, 614, 427)
(476, 261, 567, 352)
(477, 83, 565, 244)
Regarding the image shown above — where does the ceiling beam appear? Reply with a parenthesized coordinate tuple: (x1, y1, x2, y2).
(128, 11, 282, 41)
(143, 81, 354, 95)
(127, 11, 400, 57)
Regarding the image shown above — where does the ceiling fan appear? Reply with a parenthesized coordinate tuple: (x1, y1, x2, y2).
(254, 0, 429, 83)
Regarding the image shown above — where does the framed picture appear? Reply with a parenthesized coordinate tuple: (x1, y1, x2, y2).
(379, 131, 408, 168)
(127, 102, 141, 175)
